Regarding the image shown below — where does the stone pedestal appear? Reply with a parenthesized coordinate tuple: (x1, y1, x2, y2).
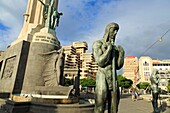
(0, 38, 63, 96)
(2, 100, 31, 113)
(2, 99, 94, 113)
(30, 102, 94, 113)
(32, 28, 60, 48)
(20, 41, 60, 94)
(0, 41, 30, 97)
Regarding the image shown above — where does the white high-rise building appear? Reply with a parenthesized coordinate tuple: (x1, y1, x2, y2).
(62, 46, 80, 79)
(139, 56, 153, 82)
(63, 42, 98, 79)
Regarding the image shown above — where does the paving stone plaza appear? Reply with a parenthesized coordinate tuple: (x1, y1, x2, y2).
(1, 94, 169, 113)
(118, 95, 170, 113)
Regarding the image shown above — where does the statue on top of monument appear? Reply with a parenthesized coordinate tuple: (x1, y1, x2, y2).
(38, 0, 63, 30)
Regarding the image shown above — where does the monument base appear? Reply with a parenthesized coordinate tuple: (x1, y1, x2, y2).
(1, 99, 94, 113)
(30, 101, 94, 113)
(2, 100, 31, 113)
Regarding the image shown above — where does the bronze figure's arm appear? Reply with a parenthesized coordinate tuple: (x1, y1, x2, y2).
(92, 41, 112, 67)
(150, 69, 160, 85)
(115, 45, 125, 70)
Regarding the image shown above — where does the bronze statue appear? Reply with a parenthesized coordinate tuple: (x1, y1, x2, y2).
(38, 0, 62, 30)
(92, 22, 125, 113)
(150, 68, 161, 113)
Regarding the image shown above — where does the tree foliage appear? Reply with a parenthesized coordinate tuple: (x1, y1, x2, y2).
(80, 78, 96, 87)
(167, 79, 170, 92)
(64, 78, 72, 86)
(118, 75, 133, 89)
(137, 82, 150, 90)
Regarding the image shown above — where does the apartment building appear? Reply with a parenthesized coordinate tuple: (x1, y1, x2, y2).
(63, 42, 98, 79)
(139, 56, 170, 91)
(80, 52, 97, 78)
(123, 56, 170, 91)
(62, 46, 80, 79)
(73, 41, 88, 54)
(123, 56, 139, 86)
(152, 59, 170, 90)
(139, 56, 153, 83)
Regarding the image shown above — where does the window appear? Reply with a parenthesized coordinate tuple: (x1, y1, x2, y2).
(162, 83, 165, 86)
(143, 61, 149, 66)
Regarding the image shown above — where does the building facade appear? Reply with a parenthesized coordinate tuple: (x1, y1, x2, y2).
(73, 41, 88, 54)
(152, 59, 170, 91)
(80, 52, 97, 79)
(139, 56, 153, 83)
(123, 56, 170, 91)
(62, 46, 80, 80)
(123, 56, 139, 86)
(63, 42, 98, 79)
(139, 56, 170, 91)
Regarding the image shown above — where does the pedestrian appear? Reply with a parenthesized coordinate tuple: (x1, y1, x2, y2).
(131, 87, 137, 101)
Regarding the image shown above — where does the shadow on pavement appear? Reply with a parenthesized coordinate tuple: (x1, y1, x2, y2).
(120, 94, 131, 99)
(158, 104, 170, 113)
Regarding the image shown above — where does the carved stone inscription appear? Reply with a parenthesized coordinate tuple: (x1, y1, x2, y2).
(2, 56, 16, 79)
(34, 36, 58, 45)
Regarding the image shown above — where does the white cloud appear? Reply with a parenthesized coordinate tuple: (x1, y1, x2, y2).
(58, 0, 170, 59)
(0, 0, 27, 50)
(1, 0, 170, 60)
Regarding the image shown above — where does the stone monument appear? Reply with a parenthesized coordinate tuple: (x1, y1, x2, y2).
(0, 0, 66, 98)
(92, 22, 125, 113)
(0, 0, 95, 113)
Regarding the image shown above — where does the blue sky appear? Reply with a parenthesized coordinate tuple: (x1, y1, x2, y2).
(1, 0, 170, 60)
